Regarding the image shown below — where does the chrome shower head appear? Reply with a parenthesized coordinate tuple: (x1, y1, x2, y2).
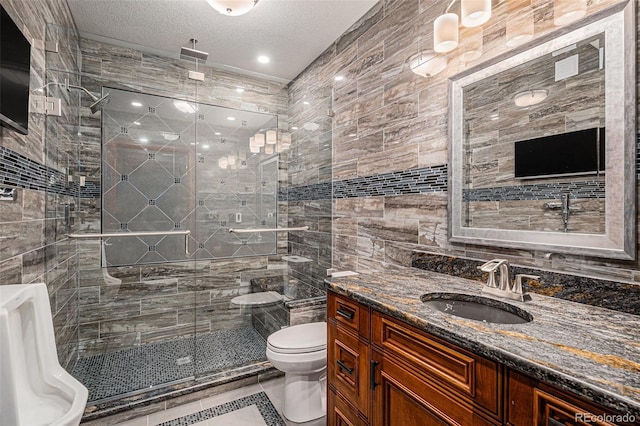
(180, 39, 209, 62)
(89, 92, 110, 114)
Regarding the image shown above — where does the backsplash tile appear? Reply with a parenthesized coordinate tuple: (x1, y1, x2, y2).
(412, 252, 640, 316)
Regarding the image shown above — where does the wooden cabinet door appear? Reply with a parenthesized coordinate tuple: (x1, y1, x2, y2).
(328, 322, 370, 417)
(371, 351, 497, 426)
(328, 389, 368, 426)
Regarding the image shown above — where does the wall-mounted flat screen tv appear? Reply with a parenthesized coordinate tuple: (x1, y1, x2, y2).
(0, 5, 31, 135)
(514, 127, 605, 179)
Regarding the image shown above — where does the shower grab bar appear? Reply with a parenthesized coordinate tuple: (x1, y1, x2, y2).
(68, 230, 191, 255)
(228, 226, 309, 234)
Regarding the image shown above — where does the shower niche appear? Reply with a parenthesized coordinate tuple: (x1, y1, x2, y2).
(101, 88, 279, 266)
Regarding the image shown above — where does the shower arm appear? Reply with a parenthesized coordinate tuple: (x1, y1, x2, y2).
(36, 79, 100, 101)
(69, 230, 191, 255)
(228, 226, 309, 234)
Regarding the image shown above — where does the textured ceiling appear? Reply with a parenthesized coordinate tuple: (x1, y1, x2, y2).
(66, 0, 378, 83)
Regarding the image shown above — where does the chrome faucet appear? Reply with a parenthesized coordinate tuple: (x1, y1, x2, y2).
(478, 259, 539, 302)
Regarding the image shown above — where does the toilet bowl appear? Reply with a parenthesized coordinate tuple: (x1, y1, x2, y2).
(0, 283, 88, 426)
(266, 322, 327, 423)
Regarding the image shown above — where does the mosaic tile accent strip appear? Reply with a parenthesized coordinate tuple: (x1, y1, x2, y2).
(284, 165, 448, 201)
(72, 327, 267, 402)
(157, 391, 284, 426)
(0, 146, 100, 198)
(411, 252, 640, 315)
(463, 179, 605, 202)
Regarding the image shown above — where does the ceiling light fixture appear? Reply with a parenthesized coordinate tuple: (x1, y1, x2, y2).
(461, 0, 491, 27)
(459, 27, 483, 62)
(553, 0, 587, 26)
(254, 133, 265, 147)
(218, 157, 228, 169)
(227, 116, 236, 121)
(257, 55, 270, 64)
(334, 76, 344, 81)
(131, 101, 143, 107)
(162, 132, 180, 141)
(409, 50, 447, 77)
(206, 0, 258, 16)
(434, 13, 459, 53)
(513, 89, 549, 107)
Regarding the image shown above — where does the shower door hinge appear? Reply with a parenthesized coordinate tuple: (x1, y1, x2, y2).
(45, 97, 62, 116)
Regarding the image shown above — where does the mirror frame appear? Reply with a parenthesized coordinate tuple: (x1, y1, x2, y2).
(448, 0, 636, 259)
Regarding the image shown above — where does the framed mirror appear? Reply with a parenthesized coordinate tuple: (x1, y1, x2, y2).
(448, 1, 636, 259)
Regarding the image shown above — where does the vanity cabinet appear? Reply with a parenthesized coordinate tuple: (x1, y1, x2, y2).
(327, 291, 631, 426)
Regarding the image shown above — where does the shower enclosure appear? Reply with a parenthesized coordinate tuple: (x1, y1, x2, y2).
(71, 88, 282, 403)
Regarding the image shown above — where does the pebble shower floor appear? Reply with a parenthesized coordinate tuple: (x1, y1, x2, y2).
(71, 327, 267, 402)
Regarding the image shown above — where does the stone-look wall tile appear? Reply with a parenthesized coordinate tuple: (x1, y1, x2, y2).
(0, 256, 22, 284)
(358, 218, 419, 244)
(335, 197, 384, 218)
(287, 0, 637, 286)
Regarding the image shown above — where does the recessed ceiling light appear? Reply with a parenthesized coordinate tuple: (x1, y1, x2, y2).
(215, 132, 222, 136)
(257, 55, 270, 64)
(334, 76, 344, 81)
(202, 144, 210, 149)
(133, 121, 141, 125)
(227, 116, 235, 121)
(139, 137, 149, 143)
(236, 87, 245, 93)
(131, 101, 143, 107)
(303, 101, 310, 105)
(291, 126, 299, 130)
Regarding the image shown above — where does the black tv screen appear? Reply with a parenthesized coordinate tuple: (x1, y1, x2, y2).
(514, 127, 605, 179)
(0, 5, 31, 135)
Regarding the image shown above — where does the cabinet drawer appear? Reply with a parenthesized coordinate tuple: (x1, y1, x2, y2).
(328, 322, 370, 416)
(328, 291, 370, 338)
(328, 389, 368, 426)
(372, 312, 501, 419)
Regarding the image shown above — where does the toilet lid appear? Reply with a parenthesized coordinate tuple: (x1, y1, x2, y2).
(267, 322, 326, 354)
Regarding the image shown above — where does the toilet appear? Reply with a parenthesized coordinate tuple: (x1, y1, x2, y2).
(266, 322, 327, 423)
(0, 283, 88, 426)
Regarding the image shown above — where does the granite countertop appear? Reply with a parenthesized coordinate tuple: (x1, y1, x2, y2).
(325, 270, 640, 417)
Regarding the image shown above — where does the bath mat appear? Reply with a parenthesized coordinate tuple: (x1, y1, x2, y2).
(155, 391, 284, 426)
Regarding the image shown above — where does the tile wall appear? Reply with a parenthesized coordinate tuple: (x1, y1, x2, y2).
(0, 0, 81, 368)
(288, 0, 640, 286)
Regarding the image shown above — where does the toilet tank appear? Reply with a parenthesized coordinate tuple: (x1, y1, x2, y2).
(0, 283, 88, 426)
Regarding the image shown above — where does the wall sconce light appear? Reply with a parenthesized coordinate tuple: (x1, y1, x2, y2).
(506, 5, 534, 47)
(434, 13, 459, 53)
(553, 0, 587, 26)
(513, 89, 548, 107)
(266, 130, 277, 145)
(461, 0, 491, 27)
(409, 50, 447, 77)
(206, 0, 258, 16)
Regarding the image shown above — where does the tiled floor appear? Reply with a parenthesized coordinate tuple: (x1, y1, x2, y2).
(100, 376, 326, 426)
(73, 327, 267, 402)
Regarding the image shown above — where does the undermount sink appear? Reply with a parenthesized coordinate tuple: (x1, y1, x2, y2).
(421, 293, 533, 324)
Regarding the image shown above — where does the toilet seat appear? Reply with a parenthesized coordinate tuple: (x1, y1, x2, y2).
(267, 322, 326, 354)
